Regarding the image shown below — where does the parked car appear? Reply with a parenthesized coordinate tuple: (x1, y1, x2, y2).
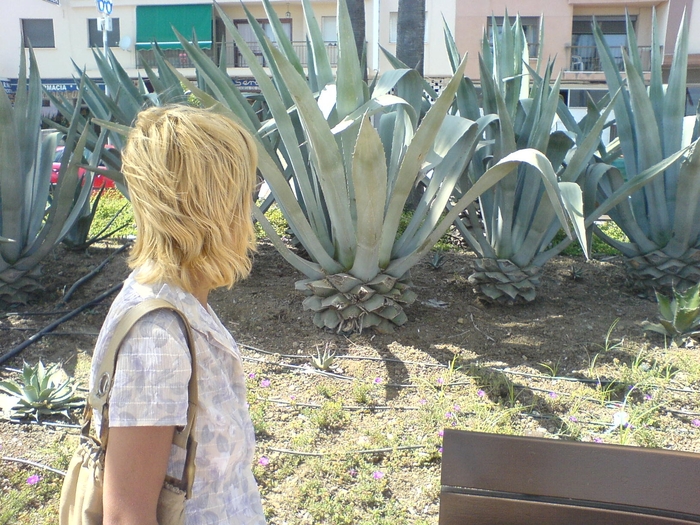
(51, 145, 116, 189)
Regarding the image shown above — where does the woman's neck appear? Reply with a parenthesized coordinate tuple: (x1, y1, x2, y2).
(190, 282, 210, 308)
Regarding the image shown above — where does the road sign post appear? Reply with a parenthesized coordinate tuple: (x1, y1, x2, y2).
(96, 0, 113, 97)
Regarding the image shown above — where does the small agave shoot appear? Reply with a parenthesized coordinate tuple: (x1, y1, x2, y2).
(643, 282, 700, 344)
(591, 11, 700, 292)
(0, 47, 95, 302)
(168, 0, 571, 331)
(0, 361, 83, 421)
(311, 343, 337, 372)
(429, 250, 446, 270)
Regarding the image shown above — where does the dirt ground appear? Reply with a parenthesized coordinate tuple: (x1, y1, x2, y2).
(1, 240, 699, 524)
(0, 240, 661, 383)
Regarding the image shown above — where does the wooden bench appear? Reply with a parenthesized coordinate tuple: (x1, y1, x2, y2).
(439, 429, 700, 524)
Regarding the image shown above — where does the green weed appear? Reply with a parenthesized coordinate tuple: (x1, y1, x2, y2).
(552, 221, 628, 257)
(87, 189, 136, 240)
(309, 400, 348, 430)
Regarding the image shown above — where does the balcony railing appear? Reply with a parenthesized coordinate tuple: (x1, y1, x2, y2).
(567, 45, 656, 72)
(138, 41, 339, 70)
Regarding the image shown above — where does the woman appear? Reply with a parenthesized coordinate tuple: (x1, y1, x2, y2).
(90, 105, 266, 525)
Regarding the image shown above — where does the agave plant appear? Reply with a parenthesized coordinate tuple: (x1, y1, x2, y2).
(158, 0, 578, 332)
(642, 282, 700, 344)
(0, 46, 95, 302)
(441, 16, 686, 304)
(435, 17, 600, 303)
(0, 361, 83, 421)
(592, 11, 700, 291)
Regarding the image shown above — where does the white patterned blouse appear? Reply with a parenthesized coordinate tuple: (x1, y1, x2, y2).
(90, 270, 266, 524)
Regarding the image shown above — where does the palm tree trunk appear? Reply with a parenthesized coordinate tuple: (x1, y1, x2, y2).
(396, 0, 425, 75)
(346, 0, 366, 78)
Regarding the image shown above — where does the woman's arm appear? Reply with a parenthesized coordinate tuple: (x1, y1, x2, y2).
(103, 425, 175, 525)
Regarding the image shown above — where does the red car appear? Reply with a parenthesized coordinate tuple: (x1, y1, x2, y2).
(51, 146, 116, 189)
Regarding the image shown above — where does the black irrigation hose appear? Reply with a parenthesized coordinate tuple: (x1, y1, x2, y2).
(493, 368, 602, 384)
(59, 244, 129, 304)
(242, 345, 700, 393)
(666, 408, 700, 417)
(258, 396, 421, 412)
(265, 444, 426, 458)
(240, 343, 449, 368)
(1, 456, 66, 477)
(0, 328, 100, 336)
(0, 282, 123, 366)
(2, 311, 71, 318)
(242, 355, 354, 381)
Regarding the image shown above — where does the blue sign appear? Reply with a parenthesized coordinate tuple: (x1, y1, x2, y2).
(2, 79, 106, 95)
(96, 0, 113, 14)
(232, 78, 259, 91)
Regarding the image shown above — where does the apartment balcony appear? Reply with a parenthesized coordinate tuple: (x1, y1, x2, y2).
(137, 41, 339, 71)
(566, 45, 655, 72)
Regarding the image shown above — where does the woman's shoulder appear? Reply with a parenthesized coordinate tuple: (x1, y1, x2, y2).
(90, 273, 192, 385)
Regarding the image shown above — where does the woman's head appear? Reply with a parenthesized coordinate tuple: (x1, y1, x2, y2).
(122, 105, 258, 293)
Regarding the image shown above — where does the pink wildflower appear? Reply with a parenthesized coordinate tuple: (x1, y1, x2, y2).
(26, 475, 40, 485)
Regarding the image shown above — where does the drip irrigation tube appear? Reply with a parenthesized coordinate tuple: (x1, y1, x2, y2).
(2, 456, 66, 477)
(265, 444, 426, 457)
(59, 244, 128, 304)
(0, 282, 123, 366)
(240, 343, 449, 368)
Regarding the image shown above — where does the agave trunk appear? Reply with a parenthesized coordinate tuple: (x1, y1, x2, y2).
(296, 273, 417, 333)
(468, 258, 542, 304)
(0, 267, 43, 303)
(625, 248, 700, 291)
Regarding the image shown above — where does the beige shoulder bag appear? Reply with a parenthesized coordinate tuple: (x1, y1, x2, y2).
(59, 298, 198, 525)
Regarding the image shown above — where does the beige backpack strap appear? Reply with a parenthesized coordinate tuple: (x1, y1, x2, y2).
(88, 298, 198, 498)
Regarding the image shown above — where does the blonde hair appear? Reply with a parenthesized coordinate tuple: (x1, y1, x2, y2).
(122, 105, 258, 293)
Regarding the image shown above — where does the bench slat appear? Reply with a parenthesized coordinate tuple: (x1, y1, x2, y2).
(441, 430, 700, 517)
(439, 493, 700, 525)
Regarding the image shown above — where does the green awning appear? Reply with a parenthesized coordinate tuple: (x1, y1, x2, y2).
(136, 4, 212, 50)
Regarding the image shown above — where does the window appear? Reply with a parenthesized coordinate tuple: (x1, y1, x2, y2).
(21, 19, 55, 48)
(232, 19, 292, 67)
(566, 89, 608, 108)
(389, 11, 428, 44)
(322, 16, 337, 43)
(88, 18, 121, 48)
(685, 86, 700, 116)
(486, 16, 540, 58)
(571, 16, 633, 71)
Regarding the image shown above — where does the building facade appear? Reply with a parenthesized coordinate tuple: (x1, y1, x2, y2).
(2, 0, 699, 115)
